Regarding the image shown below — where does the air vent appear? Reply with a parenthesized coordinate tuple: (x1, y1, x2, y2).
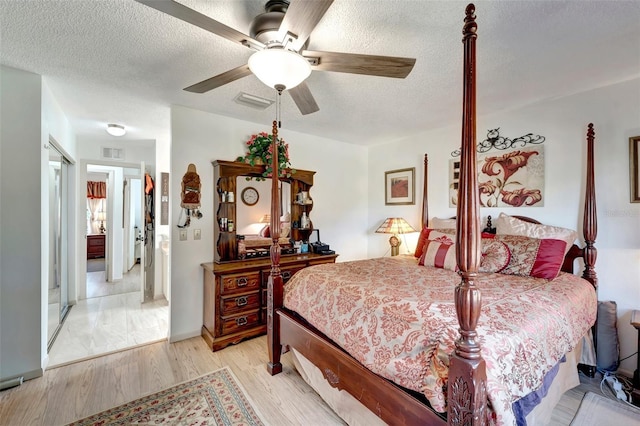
(101, 147, 125, 161)
(234, 92, 274, 110)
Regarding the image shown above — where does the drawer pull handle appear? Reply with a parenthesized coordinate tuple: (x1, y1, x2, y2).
(236, 316, 248, 326)
(236, 277, 248, 287)
(236, 296, 248, 307)
(282, 271, 291, 280)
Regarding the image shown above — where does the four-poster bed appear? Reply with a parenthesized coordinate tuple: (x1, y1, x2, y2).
(265, 4, 598, 425)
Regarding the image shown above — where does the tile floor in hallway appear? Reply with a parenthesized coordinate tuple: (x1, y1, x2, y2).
(47, 263, 169, 367)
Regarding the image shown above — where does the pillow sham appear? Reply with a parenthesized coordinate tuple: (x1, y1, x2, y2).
(494, 234, 566, 279)
(430, 217, 456, 229)
(418, 240, 457, 271)
(259, 224, 270, 238)
(414, 227, 456, 258)
(479, 239, 511, 273)
(495, 213, 577, 255)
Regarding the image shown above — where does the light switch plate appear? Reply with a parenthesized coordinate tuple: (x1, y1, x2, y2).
(194, 229, 201, 240)
(179, 230, 187, 241)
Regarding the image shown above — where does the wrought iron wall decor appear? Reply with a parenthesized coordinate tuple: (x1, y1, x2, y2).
(451, 128, 545, 157)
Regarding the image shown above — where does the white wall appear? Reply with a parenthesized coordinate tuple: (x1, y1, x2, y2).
(0, 67, 77, 381)
(0, 66, 44, 381)
(169, 105, 368, 341)
(368, 77, 640, 375)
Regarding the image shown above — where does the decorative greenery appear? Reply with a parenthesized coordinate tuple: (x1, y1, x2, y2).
(237, 132, 295, 180)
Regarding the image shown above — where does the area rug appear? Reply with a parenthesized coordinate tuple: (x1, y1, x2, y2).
(87, 259, 105, 272)
(570, 391, 640, 425)
(67, 367, 265, 425)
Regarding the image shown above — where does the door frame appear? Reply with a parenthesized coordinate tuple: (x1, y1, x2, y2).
(78, 159, 145, 301)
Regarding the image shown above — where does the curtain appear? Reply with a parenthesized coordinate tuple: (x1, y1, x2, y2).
(87, 181, 106, 234)
(87, 181, 106, 199)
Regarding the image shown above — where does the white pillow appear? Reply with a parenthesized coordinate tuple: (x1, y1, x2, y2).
(430, 217, 456, 229)
(495, 213, 578, 255)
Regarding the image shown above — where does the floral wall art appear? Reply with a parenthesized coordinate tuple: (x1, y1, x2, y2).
(449, 131, 545, 207)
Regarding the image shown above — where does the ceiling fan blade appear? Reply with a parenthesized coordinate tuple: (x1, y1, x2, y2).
(278, 0, 334, 52)
(289, 82, 319, 115)
(135, 0, 264, 50)
(302, 50, 416, 79)
(184, 65, 252, 93)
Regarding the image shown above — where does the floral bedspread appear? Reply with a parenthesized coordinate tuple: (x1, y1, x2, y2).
(283, 255, 597, 425)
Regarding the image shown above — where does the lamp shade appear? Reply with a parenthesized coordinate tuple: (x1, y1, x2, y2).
(375, 217, 416, 235)
(248, 48, 311, 90)
(96, 211, 107, 222)
(259, 214, 271, 223)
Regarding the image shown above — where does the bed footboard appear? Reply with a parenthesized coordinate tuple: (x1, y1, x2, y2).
(278, 309, 445, 425)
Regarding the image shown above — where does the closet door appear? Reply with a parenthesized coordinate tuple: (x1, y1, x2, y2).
(48, 143, 70, 349)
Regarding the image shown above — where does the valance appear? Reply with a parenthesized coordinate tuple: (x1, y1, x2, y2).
(87, 181, 106, 199)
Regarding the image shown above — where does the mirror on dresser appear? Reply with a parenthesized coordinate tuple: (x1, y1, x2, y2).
(212, 160, 316, 262)
(235, 178, 291, 236)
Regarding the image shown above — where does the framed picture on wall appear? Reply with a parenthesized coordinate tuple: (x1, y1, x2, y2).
(630, 136, 640, 203)
(385, 167, 415, 205)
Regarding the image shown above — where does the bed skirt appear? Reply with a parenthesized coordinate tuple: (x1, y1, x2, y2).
(289, 336, 588, 426)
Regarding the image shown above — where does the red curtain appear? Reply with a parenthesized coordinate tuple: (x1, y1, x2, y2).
(87, 181, 106, 199)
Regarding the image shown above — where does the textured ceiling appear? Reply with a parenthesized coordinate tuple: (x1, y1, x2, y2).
(1, 0, 639, 146)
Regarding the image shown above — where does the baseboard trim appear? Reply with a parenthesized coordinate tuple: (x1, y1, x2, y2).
(169, 329, 201, 343)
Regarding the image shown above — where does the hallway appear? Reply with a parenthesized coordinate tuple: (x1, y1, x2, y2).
(48, 265, 168, 367)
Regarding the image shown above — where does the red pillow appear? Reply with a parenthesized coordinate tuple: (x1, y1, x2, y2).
(259, 225, 270, 238)
(418, 240, 457, 271)
(414, 227, 455, 258)
(494, 235, 566, 279)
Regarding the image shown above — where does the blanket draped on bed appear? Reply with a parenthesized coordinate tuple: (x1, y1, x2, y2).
(283, 256, 596, 425)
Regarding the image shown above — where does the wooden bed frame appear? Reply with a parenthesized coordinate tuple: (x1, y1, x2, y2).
(264, 4, 598, 425)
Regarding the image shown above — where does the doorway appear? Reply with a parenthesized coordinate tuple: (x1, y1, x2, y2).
(47, 161, 168, 367)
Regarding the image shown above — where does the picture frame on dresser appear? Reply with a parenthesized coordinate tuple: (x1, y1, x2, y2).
(630, 136, 640, 203)
(384, 167, 415, 205)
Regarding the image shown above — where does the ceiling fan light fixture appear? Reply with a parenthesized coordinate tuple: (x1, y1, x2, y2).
(106, 123, 126, 137)
(248, 48, 311, 90)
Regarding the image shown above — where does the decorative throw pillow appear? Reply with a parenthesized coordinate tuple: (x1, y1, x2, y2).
(479, 239, 511, 273)
(414, 227, 456, 258)
(418, 240, 457, 271)
(259, 224, 270, 238)
(430, 217, 456, 229)
(495, 213, 577, 255)
(495, 235, 566, 279)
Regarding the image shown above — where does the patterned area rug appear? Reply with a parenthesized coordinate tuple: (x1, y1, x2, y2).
(67, 367, 265, 425)
(570, 391, 640, 425)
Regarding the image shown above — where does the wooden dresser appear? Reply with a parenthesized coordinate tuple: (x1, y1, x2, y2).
(201, 253, 337, 351)
(87, 234, 105, 259)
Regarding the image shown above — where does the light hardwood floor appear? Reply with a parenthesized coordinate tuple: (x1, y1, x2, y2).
(0, 335, 602, 426)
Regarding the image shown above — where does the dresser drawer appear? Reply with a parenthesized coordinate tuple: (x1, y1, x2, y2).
(220, 272, 260, 294)
(261, 266, 303, 288)
(220, 291, 261, 315)
(221, 311, 261, 335)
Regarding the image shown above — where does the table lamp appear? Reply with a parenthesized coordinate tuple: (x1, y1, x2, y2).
(375, 217, 416, 256)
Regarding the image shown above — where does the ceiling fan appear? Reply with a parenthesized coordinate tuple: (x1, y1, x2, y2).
(135, 0, 416, 115)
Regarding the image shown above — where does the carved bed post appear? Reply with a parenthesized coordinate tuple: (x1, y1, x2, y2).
(448, 4, 487, 425)
(422, 154, 429, 229)
(267, 118, 283, 375)
(583, 123, 598, 289)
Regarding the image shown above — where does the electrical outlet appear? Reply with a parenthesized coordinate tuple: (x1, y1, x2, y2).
(194, 229, 201, 240)
(179, 230, 187, 241)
